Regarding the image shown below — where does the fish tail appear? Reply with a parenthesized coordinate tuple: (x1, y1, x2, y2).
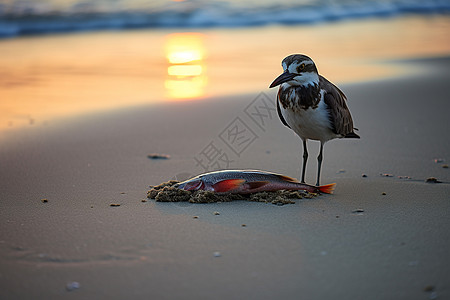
(318, 183, 336, 194)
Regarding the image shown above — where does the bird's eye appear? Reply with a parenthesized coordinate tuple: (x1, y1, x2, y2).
(297, 63, 305, 72)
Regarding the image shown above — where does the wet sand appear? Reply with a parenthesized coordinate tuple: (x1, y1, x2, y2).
(1, 15, 450, 299)
(1, 15, 450, 134)
(0, 55, 449, 299)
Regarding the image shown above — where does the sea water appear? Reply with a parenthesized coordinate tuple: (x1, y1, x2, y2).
(0, 0, 449, 38)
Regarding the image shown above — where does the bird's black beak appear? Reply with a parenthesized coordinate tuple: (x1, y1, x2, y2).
(269, 71, 296, 88)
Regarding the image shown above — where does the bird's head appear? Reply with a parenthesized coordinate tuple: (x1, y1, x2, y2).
(269, 54, 319, 88)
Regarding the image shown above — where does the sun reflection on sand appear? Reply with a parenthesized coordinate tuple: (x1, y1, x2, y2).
(164, 33, 208, 100)
(0, 16, 449, 136)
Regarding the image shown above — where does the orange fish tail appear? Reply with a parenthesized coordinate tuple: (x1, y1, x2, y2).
(318, 183, 336, 194)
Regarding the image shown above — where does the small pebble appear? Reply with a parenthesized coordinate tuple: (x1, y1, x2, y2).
(382, 192, 387, 195)
(425, 177, 441, 183)
(380, 173, 394, 177)
(40, 198, 48, 203)
(141, 199, 147, 203)
(424, 285, 435, 292)
(213, 211, 220, 215)
(66, 281, 80, 291)
(443, 164, 448, 168)
(213, 251, 221, 257)
(361, 174, 367, 178)
(336, 215, 340, 218)
(147, 153, 170, 160)
(110, 203, 121, 207)
(241, 224, 247, 227)
(193, 216, 199, 219)
(352, 208, 364, 213)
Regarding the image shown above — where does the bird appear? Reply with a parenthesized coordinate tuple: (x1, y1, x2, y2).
(269, 54, 359, 186)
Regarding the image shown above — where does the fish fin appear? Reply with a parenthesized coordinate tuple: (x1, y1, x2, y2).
(318, 183, 336, 194)
(212, 179, 246, 192)
(276, 174, 299, 183)
(246, 181, 270, 190)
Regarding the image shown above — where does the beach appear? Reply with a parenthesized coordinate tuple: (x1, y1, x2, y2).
(1, 15, 450, 299)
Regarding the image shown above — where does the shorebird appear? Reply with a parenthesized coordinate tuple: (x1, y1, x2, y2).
(269, 54, 359, 186)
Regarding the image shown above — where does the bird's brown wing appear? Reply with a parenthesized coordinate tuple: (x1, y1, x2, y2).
(320, 76, 359, 138)
(277, 94, 291, 129)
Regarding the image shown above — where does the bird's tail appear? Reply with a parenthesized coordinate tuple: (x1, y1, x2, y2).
(318, 183, 336, 194)
(344, 132, 360, 138)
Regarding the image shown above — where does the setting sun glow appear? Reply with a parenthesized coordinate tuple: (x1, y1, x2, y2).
(164, 32, 207, 100)
(167, 50, 202, 64)
(168, 65, 203, 77)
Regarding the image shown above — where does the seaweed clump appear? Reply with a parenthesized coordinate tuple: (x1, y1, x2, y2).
(147, 180, 317, 205)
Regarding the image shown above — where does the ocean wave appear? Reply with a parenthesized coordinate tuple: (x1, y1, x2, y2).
(0, 0, 449, 38)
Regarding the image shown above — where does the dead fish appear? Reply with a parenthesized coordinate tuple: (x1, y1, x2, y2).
(175, 170, 335, 194)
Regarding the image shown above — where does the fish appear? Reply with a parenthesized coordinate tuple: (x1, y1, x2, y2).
(175, 170, 335, 194)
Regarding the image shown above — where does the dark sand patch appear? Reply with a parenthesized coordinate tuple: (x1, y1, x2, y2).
(147, 180, 317, 205)
(147, 153, 171, 160)
(425, 177, 442, 183)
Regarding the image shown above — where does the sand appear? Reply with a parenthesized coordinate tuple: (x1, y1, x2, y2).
(1, 19, 450, 299)
(1, 16, 450, 134)
(0, 55, 448, 300)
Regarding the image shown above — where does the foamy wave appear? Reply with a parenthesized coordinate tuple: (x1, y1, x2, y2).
(0, 0, 449, 38)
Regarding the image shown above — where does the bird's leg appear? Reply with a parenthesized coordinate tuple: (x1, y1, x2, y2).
(301, 139, 308, 183)
(316, 142, 324, 186)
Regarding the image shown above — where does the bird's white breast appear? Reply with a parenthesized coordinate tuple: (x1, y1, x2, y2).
(281, 91, 338, 142)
